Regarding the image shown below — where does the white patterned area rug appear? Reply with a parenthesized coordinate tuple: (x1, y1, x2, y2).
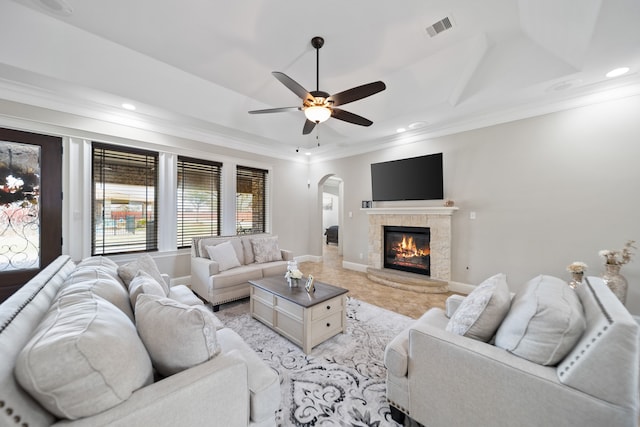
(216, 297, 415, 427)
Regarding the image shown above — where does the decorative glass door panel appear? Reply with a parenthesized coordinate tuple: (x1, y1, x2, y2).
(0, 128, 61, 303)
(0, 141, 41, 271)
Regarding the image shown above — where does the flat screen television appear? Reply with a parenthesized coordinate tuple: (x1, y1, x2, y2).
(371, 153, 443, 201)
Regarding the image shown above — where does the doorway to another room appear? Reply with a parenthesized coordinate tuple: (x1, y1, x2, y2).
(321, 176, 342, 258)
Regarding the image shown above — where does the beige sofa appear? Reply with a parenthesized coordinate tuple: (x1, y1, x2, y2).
(384, 274, 639, 427)
(0, 255, 280, 427)
(190, 234, 293, 311)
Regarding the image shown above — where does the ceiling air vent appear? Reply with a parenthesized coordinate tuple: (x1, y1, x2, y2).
(426, 17, 452, 37)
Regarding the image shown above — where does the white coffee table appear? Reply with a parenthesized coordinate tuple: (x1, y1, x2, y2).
(249, 276, 348, 353)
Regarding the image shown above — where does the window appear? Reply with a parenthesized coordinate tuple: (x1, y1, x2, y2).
(236, 166, 268, 234)
(92, 143, 158, 255)
(177, 156, 222, 247)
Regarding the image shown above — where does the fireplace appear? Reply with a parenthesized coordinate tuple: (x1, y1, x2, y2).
(383, 226, 430, 276)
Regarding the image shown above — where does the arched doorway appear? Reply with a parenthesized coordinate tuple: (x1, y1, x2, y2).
(319, 175, 343, 257)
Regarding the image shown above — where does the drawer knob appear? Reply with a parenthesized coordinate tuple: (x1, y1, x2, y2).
(326, 305, 331, 310)
(326, 322, 331, 327)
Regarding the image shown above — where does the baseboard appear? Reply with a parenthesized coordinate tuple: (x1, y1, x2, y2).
(170, 275, 191, 287)
(342, 261, 368, 272)
(295, 254, 323, 263)
(448, 280, 473, 295)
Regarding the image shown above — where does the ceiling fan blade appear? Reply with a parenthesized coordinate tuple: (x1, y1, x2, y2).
(248, 106, 300, 114)
(272, 72, 313, 103)
(302, 119, 317, 135)
(331, 108, 373, 126)
(328, 81, 386, 107)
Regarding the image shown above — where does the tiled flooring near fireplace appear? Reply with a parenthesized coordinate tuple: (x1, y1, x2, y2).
(299, 244, 460, 319)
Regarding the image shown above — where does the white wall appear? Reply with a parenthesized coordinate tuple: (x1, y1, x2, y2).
(309, 94, 640, 314)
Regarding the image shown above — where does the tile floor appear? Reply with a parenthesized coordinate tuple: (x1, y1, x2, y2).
(298, 244, 460, 319)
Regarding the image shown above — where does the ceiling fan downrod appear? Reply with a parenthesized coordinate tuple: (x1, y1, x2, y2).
(311, 36, 324, 92)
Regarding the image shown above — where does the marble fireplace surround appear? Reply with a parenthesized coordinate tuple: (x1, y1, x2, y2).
(365, 206, 458, 293)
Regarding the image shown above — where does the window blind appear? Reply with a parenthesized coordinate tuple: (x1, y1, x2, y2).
(177, 156, 222, 247)
(236, 166, 268, 234)
(92, 143, 158, 255)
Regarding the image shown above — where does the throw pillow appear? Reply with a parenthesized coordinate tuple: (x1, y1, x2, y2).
(15, 291, 153, 420)
(60, 268, 135, 322)
(135, 294, 222, 377)
(117, 253, 169, 296)
(446, 273, 511, 342)
(205, 240, 242, 272)
(495, 275, 586, 366)
(128, 270, 167, 307)
(76, 256, 122, 282)
(241, 236, 256, 264)
(251, 236, 283, 263)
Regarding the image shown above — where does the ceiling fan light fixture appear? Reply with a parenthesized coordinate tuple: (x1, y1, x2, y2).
(304, 105, 331, 123)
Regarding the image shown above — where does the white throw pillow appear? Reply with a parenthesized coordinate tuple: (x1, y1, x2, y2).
(446, 273, 511, 342)
(135, 294, 222, 377)
(495, 275, 586, 366)
(251, 236, 283, 263)
(128, 270, 167, 306)
(241, 237, 256, 264)
(60, 267, 135, 322)
(205, 240, 242, 271)
(117, 253, 169, 296)
(15, 291, 153, 420)
(76, 256, 122, 282)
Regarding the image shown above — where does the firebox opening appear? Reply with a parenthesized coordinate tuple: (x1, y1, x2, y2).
(383, 226, 431, 276)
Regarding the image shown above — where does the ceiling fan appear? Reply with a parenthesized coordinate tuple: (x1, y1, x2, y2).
(249, 36, 386, 135)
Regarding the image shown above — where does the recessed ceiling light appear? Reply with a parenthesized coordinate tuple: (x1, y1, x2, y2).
(408, 121, 428, 130)
(122, 103, 136, 111)
(305, 152, 311, 156)
(396, 128, 406, 133)
(547, 79, 582, 92)
(606, 67, 630, 78)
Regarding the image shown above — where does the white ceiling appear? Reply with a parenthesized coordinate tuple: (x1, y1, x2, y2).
(1, 0, 640, 161)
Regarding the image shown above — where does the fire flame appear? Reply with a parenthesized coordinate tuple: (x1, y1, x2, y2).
(394, 234, 429, 258)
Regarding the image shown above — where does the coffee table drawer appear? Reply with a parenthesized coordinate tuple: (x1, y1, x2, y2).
(275, 311, 303, 344)
(275, 296, 303, 319)
(252, 298, 274, 327)
(311, 311, 344, 346)
(252, 286, 275, 306)
(311, 295, 343, 320)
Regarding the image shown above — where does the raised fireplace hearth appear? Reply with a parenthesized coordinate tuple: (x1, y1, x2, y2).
(384, 226, 430, 276)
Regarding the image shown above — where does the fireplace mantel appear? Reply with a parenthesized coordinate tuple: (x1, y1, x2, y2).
(363, 206, 458, 216)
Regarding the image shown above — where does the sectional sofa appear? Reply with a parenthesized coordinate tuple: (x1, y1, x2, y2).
(0, 254, 279, 427)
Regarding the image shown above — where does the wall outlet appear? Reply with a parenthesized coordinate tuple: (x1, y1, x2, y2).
(469, 211, 477, 220)
(359, 253, 363, 259)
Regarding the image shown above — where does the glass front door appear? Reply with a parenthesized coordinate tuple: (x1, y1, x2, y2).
(0, 128, 62, 302)
(1, 141, 41, 271)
